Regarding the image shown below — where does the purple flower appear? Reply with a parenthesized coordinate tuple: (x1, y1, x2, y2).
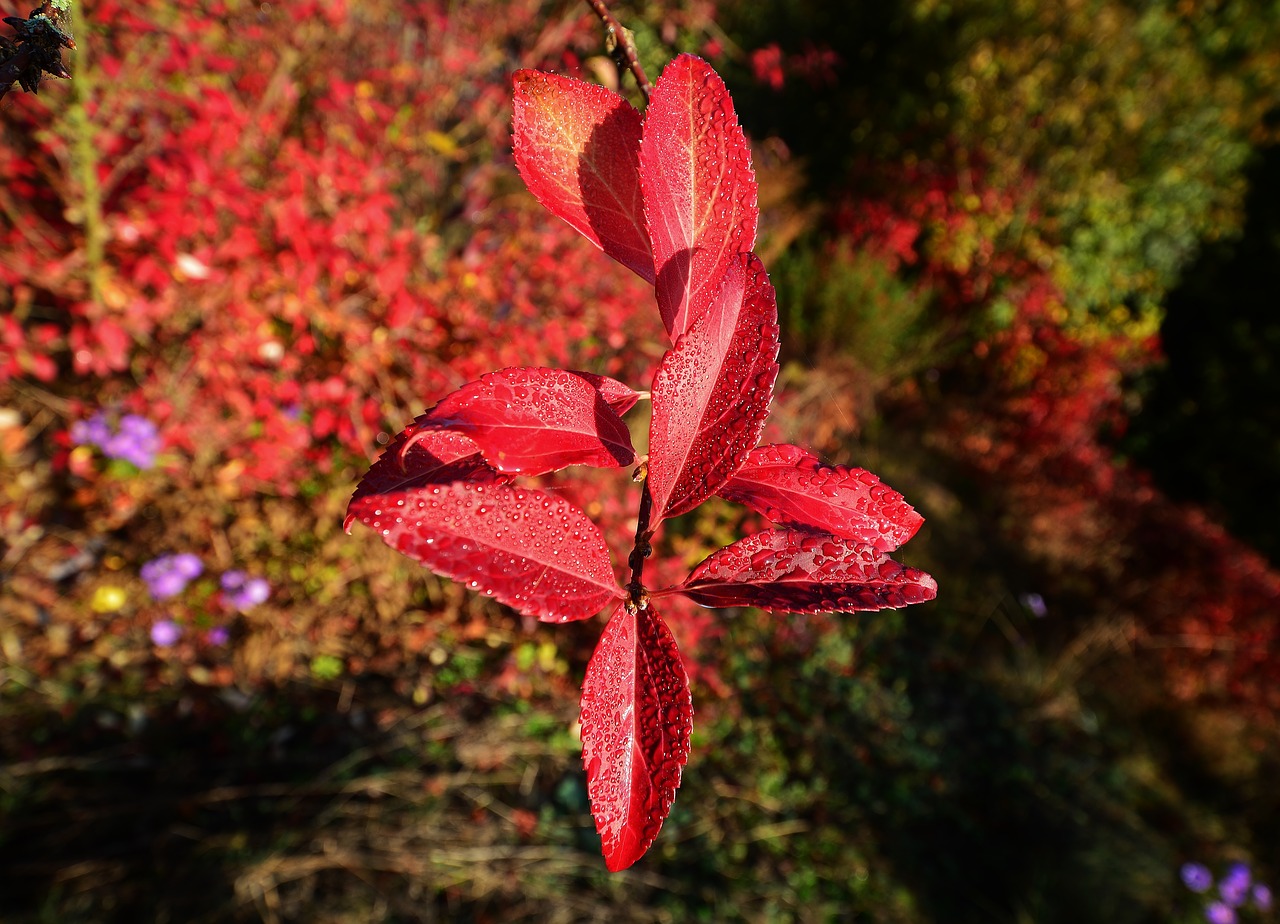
(141, 554, 204, 600)
(71, 412, 112, 447)
(221, 570, 270, 611)
(119, 414, 157, 439)
(109, 438, 155, 469)
(148, 569, 187, 599)
(71, 411, 161, 469)
(205, 626, 230, 646)
(1252, 883, 1273, 911)
(171, 553, 204, 580)
(1019, 592, 1048, 618)
(111, 415, 160, 468)
(1221, 864, 1251, 908)
(1205, 901, 1237, 924)
(1182, 863, 1214, 893)
(150, 619, 182, 647)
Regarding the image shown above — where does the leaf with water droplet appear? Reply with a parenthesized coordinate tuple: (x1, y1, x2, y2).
(581, 602, 693, 872)
(677, 528, 937, 613)
(640, 54, 758, 340)
(648, 253, 779, 522)
(344, 425, 501, 534)
(348, 480, 625, 622)
(719, 444, 924, 551)
(423, 367, 638, 475)
(513, 70, 653, 282)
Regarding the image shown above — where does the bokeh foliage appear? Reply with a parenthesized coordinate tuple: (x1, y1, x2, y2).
(2, 0, 1279, 920)
(1126, 143, 1280, 567)
(718, 0, 1274, 335)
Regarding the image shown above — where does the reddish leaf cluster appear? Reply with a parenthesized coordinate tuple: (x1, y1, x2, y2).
(839, 158, 1280, 723)
(0, 0, 660, 490)
(349, 55, 936, 871)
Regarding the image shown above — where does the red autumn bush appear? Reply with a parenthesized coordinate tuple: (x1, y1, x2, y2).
(0, 0, 670, 491)
(837, 157, 1280, 722)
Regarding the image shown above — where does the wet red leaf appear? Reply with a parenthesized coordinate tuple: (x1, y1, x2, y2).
(720, 444, 924, 551)
(640, 54, 758, 340)
(581, 602, 693, 872)
(647, 253, 780, 522)
(584, 371, 644, 417)
(347, 480, 625, 622)
(677, 528, 937, 613)
(513, 70, 654, 282)
(425, 367, 638, 475)
(343, 426, 498, 534)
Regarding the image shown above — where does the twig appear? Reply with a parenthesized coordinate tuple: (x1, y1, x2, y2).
(625, 476, 654, 609)
(583, 0, 651, 104)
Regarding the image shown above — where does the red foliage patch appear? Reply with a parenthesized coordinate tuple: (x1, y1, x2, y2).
(839, 157, 1280, 720)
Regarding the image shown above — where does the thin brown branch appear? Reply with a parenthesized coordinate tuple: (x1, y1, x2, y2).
(583, 0, 651, 104)
(625, 476, 654, 608)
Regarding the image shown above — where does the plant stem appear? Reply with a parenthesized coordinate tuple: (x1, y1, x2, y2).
(583, 0, 651, 104)
(64, 33, 104, 307)
(581, 0, 656, 609)
(626, 480, 654, 609)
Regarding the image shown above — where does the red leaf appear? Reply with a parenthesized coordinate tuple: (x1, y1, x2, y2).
(347, 481, 625, 622)
(647, 253, 780, 522)
(581, 602, 693, 872)
(677, 528, 937, 613)
(640, 54, 758, 340)
(720, 444, 924, 552)
(582, 371, 643, 417)
(513, 70, 654, 282)
(426, 367, 638, 475)
(343, 426, 497, 534)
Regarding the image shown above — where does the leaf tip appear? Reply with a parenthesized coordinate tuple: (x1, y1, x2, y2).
(511, 68, 539, 92)
(914, 568, 939, 602)
(603, 842, 644, 873)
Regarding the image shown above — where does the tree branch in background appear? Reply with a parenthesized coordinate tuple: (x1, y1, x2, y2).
(1, 1, 75, 101)
(583, 0, 651, 104)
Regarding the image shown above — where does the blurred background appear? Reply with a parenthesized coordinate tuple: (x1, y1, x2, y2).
(1, 0, 1278, 920)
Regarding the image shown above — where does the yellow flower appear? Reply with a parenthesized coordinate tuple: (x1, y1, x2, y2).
(91, 585, 127, 613)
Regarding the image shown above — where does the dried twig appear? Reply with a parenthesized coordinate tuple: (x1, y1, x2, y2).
(583, 0, 651, 104)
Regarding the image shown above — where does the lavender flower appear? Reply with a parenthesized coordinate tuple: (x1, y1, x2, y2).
(71, 413, 112, 448)
(170, 553, 203, 579)
(1253, 884, 1273, 912)
(1182, 863, 1214, 893)
(151, 619, 182, 647)
(1205, 901, 1237, 924)
(221, 570, 269, 611)
(1019, 592, 1048, 618)
(206, 626, 230, 646)
(141, 554, 204, 600)
(71, 411, 161, 469)
(1221, 864, 1251, 908)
